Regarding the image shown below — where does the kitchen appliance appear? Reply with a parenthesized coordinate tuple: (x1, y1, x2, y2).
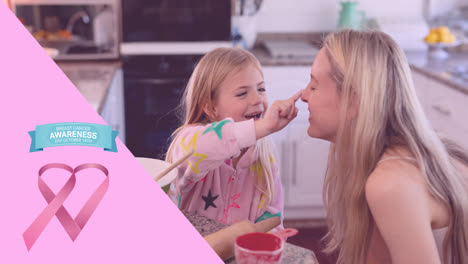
(121, 0, 232, 55)
(121, 0, 232, 159)
(12, 0, 120, 60)
(121, 0, 230, 42)
(123, 54, 203, 159)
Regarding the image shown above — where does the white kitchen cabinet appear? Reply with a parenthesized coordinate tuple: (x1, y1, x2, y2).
(101, 68, 126, 144)
(263, 66, 329, 219)
(282, 120, 330, 219)
(412, 70, 468, 150)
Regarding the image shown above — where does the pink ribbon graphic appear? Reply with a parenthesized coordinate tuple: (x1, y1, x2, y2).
(23, 163, 109, 251)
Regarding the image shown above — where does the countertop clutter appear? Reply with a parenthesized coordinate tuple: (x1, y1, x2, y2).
(183, 211, 318, 264)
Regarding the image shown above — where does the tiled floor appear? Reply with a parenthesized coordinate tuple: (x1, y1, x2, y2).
(284, 223, 338, 264)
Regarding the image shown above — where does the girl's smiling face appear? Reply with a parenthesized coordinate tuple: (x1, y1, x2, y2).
(301, 49, 342, 142)
(211, 63, 268, 122)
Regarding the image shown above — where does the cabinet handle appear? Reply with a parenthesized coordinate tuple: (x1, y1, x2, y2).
(432, 104, 451, 116)
(292, 141, 297, 185)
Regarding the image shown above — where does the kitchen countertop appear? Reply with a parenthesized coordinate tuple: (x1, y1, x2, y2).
(253, 33, 468, 95)
(57, 60, 121, 114)
(405, 50, 468, 95)
(183, 211, 318, 264)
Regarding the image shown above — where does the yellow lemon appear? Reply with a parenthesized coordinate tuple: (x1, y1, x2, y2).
(424, 35, 438, 44)
(437, 26, 450, 35)
(440, 34, 456, 44)
(424, 26, 456, 44)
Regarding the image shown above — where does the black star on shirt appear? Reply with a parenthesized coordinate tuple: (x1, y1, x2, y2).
(202, 189, 218, 210)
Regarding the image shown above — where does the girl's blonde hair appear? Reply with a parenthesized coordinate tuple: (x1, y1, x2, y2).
(166, 47, 277, 204)
(322, 30, 468, 264)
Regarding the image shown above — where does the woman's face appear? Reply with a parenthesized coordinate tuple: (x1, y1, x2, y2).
(301, 48, 342, 142)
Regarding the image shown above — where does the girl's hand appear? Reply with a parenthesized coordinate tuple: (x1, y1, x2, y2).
(255, 90, 302, 139)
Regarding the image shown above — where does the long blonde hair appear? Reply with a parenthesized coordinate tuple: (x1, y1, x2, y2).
(322, 30, 468, 264)
(166, 47, 277, 204)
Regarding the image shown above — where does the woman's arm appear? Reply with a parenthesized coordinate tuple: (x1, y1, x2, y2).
(365, 161, 441, 264)
(366, 225, 391, 264)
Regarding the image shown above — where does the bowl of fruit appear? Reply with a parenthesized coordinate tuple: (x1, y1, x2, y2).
(424, 26, 461, 59)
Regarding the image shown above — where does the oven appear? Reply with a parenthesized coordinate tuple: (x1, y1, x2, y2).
(123, 55, 202, 159)
(121, 0, 231, 159)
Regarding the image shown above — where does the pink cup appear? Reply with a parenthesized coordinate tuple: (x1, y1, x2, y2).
(234, 232, 284, 264)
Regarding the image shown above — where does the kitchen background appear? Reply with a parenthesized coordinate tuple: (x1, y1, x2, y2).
(6, 0, 468, 263)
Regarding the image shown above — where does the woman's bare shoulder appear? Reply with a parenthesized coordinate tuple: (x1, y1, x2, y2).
(365, 148, 432, 225)
(364, 149, 447, 262)
(366, 152, 423, 202)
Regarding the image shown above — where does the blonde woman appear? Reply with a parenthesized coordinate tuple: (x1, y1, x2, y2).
(300, 30, 468, 263)
(166, 48, 301, 228)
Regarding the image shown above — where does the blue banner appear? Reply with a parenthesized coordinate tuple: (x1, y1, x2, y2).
(29, 122, 118, 152)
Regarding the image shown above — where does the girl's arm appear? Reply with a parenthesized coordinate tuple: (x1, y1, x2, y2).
(172, 118, 257, 191)
(365, 161, 441, 264)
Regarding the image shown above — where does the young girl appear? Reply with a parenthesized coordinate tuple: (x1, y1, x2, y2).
(166, 47, 301, 227)
(300, 30, 468, 264)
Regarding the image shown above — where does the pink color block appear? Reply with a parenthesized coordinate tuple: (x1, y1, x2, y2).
(0, 2, 222, 263)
